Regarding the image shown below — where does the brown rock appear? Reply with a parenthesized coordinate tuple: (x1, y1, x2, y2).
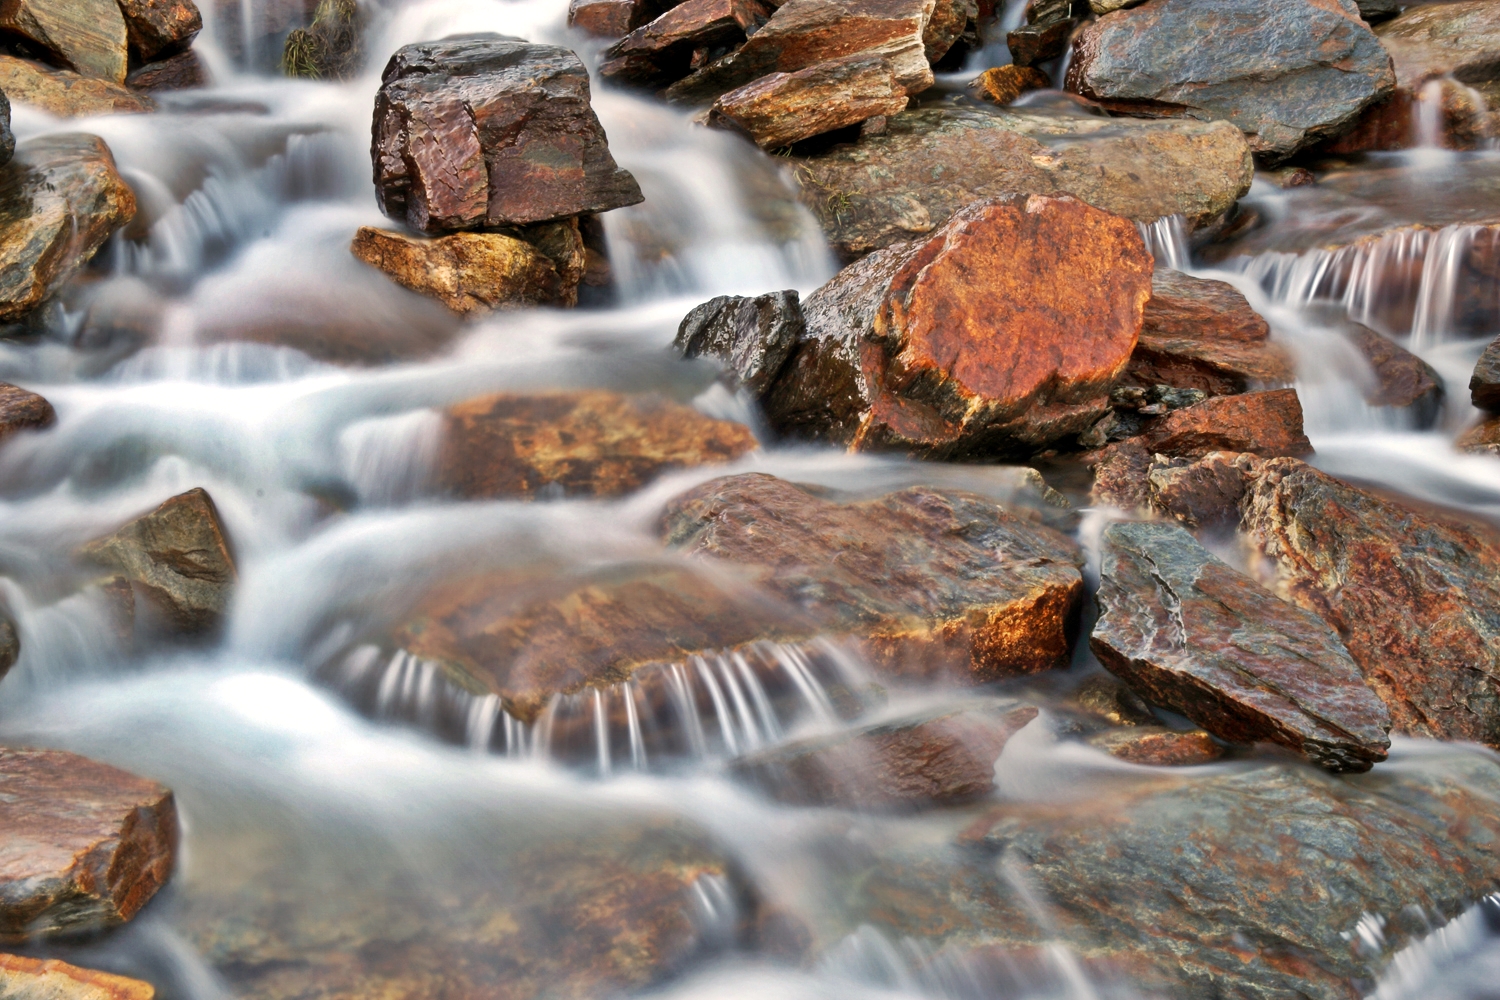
(0, 56, 154, 116)
(124, 48, 206, 90)
(78, 488, 237, 638)
(434, 391, 758, 500)
(1092, 520, 1391, 771)
(1458, 415, 1500, 456)
(1137, 388, 1313, 459)
(732, 702, 1039, 808)
(599, 0, 769, 87)
(373, 35, 642, 233)
(349, 227, 566, 315)
(1321, 78, 1493, 154)
(0, 0, 128, 83)
(0, 383, 55, 442)
(1086, 726, 1224, 766)
(1472, 331, 1500, 412)
(762, 195, 1152, 458)
(1376, 1, 1500, 108)
(0, 747, 177, 940)
(116, 0, 202, 60)
(0, 956, 154, 1000)
(1147, 450, 1259, 528)
(568, 0, 654, 37)
(1070, 673, 1156, 726)
(1343, 321, 1444, 424)
(1006, 18, 1071, 67)
(1088, 0, 1145, 11)
(968, 64, 1048, 106)
(1088, 439, 1153, 512)
(674, 289, 803, 395)
(709, 52, 908, 150)
(923, 0, 971, 63)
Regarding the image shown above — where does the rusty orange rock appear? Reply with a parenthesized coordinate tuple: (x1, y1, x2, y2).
(1087, 727, 1225, 766)
(1138, 388, 1313, 459)
(0, 955, 154, 1000)
(350, 227, 566, 315)
(969, 64, 1049, 105)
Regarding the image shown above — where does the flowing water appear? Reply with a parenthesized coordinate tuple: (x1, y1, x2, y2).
(5, 2, 1500, 999)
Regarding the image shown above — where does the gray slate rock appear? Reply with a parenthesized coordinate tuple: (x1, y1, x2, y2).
(674, 290, 803, 396)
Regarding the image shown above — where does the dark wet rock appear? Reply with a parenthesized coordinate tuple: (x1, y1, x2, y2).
(1147, 450, 1260, 528)
(1356, 0, 1397, 23)
(78, 488, 238, 639)
(709, 52, 909, 150)
(762, 195, 1151, 457)
(1240, 459, 1500, 748)
(674, 290, 804, 395)
(568, 0, 658, 37)
(125, 48, 207, 91)
(0, 56, 154, 116)
(0, 747, 177, 941)
(1376, 1, 1500, 108)
(1471, 332, 1500, 412)
(1006, 18, 1071, 67)
(117, 0, 202, 61)
(434, 391, 758, 500)
(732, 702, 1039, 808)
(0, 0, 129, 84)
(788, 108, 1252, 258)
(968, 64, 1048, 106)
(0, 89, 11, 170)
(1065, 0, 1396, 162)
(350, 226, 568, 315)
(599, 0, 769, 87)
(1137, 388, 1313, 460)
(1088, 439, 1153, 513)
(1086, 726, 1224, 766)
(1070, 673, 1156, 727)
(1343, 322, 1444, 425)
(281, 0, 361, 80)
(0, 956, 154, 1000)
(0, 383, 56, 443)
(1092, 520, 1391, 772)
(0, 135, 138, 323)
(373, 34, 642, 233)
(922, 0, 972, 63)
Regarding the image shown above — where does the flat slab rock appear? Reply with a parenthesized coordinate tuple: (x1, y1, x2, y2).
(0, 747, 177, 940)
(0, 956, 154, 1000)
(1092, 520, 1391, 772)
(1136, 387, 1313, 459)
(350, 227, 567, 314)
(599, 0, 769, 87)
(709, 52, 909, 150)
(0, 0, 128, 84)
(0, 57, 154, 117)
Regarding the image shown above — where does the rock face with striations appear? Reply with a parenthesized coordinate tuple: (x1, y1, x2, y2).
(1091, 521, 1391, 772)
(1066, 0, 1396, 161)
(599, 0, 770, 87)
(0, 955, 156, 1000)
(0, 57, 154, 117)
(674, 290, 804, 395)
(709, 52, 909, 149)
(0, 0, 129, 84)
(372, 35, 642, 233)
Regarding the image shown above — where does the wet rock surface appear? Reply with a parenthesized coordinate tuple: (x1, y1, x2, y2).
(0, 748, 177, 941)
(0, 956, 154, 1000)
(1472, 331, 1500, 412)
(350, 227, 568, 314)
(968, 64, 1048, 106)
(599, 0, 769, 87)
(568, 0, 659, 36)
(1136, 388, 1313, 459)
(0, 383, 56, 443)
(1086, 726, 1225, 766)
(0, 57, 154, 116)
(116, 0, 202, 61)
(0, 0, 129, 84)
(1145, 449, 1260, 528)
(1376, 1, 1500, 107)
(709, 52, 909, 150)
(1343, 322, 1444, 424)
(674, 290, 803, 395)
(124, 48, 207, 91)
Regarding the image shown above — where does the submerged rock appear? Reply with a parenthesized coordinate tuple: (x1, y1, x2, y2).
(1136, 388, 1313, 459)
(709, 52, 909, 150)
(0, 747, 177, 941)
(117, 0, 202, 61)
(0, 0, 129, 84)
(0, 956, 154, 1000)
(125, 48, 207, 91)
(1343, 322, 1444, 425)
(674, 290, 804, 395)
(1086, 726, 1224, 766)
(350, 226, 567, 314)
(0, 56, 153, 117)
(599, 0, 769, 87)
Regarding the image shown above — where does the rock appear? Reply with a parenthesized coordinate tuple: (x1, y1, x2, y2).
(599, 0, 769, 87)
(434, 391, 758, 500)
(1086, 726, 1224, 765)
(1070, 673, 1156, 726)
(124, 48, 207, 90)
(78, 488, 237, 638)
(373, 35, 642, 233)
(1091, 520, 1391, 772)
(789, 108, 1252, 258)
(1458, 415, 1500, 456)
(0, 747, 177, 940)
(0, 91, 11, 170)
(0, 956, 154, 1000)
(116, 0, 202, 60)
(709, 52, 908, 150)
(1123, 268, 1293, 396)
(1147, 450, 1260, 528)
(732, 702, 1039, 808)
(1065, 0, 1396, 162)
(660, 473, 1085, 681)
(0, 135, 138, 323)
(349, 227, 567, 315)
(1088, 439, 1153, 512)
(762, 195, 1152, 457)
(968, 64, 1048, 106)
(922, 0, 972, 63)
(281, 0, 361, 80)
(0, 383, 56, 443)
(1343, 322, 1444, 425)
(1319, 76, 1493, 154)
(0, 0, 129, 84)
(1239, 458, 1500, 748)
(0, 56, 154, 116)
(1472, 332, 1500, 412)
(1376, 1, 1500, 107)
(1089, 0, 1145, 12)
(1006, 19, 1071, 67)
(569, 0, 655, 37)
(1356, 0, 1397, 23)
(1136, 388, 1313, 459)
(674, 290, 803, 395)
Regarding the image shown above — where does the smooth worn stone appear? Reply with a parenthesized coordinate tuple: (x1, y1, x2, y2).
(0, 135, 137, 324)
(709, 52, 908, 150)
(968, 64, 1048, 106)
(1006, 19, 1071, 67)
(762, 195, 1151, 458)
(661, 473, 1085, 681)
(1343, 322, 1444, 425)
(0, 747, 177, 941)
(0, 0, 129, 84)
(124, 48, 207, 90)
(599, 0, 769, 87)
(0, 56, 154, 116)
(434, 391, 757, 500)
(1459, 414, 1500, 456)
(1147, 450, 1260, 528)
(732, 702, 1039, 808)
(674, 290, 804, 395)
(0, 956, 154, 1000)
(0, 383, 56, 443)
(350, 227, 566, 315)
(373, 34, 642, 232)
(1137, 388, 1313, 459)
(1086, 726, 1224, 766)
(1376, 1, 1500, 107)
(1472, 332, 1500, 412)
(790, 108, 1252, 257)
(116, 0, 202, 60)
(1065, 0, 1396, 161)
(1092, 520, 1391, 772)
(78, 488, 237, 638)
(568, 0, 654, 37)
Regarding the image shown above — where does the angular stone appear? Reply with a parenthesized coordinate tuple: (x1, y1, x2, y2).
(373, 35, 642, 233)
(1086, 726, 1224, 766)
(1343, 322, 1443, 425)
(78, 488, 237, 638)
(0, 91, 10, 170)
(922, 0, 972, 63)
(969, 64, 1048, 106)
(1137, 388, 1313, 459)
(732, 702, 1039, 808)
(0, 747, 177, 940)
(568, 0, 653, 37)
(709, 52, 908, 150)
(763, 195, 1151, 457)
(350, 227, 566, 315)
(790, 108, 1252, 257)
(1065, 0, 1396, 161)
(116, 0, 202, 60)
(125, 48, 207, 90)
(1376, 1, 1500, 107)
(434, 391, 758, 500)
(0, 383, 55, 442)
(1006, 18, 1071, 67)
(599, 0, 768, 87)
(1088, 439, 1152, 512)
(674, 290, 803, 395)
(0, 956, 154, 1000)
(1092, 521, 1391, 771)
(0, 135, 138, 323)
(1472, 332, 1500, 412)
(0, 56, 154, 116)
(0, 0, 129, 84)
(1147, 450, 1260, 528)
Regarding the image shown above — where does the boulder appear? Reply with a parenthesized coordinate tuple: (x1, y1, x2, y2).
(373, 35, 642, 233)
(968, 64, 1048, 106)
(0, 135, 138, 324)
(1472, 331, 1500, 412)
(789, 108, 1253, 258)
(0, 383, 56, 442)
(731, 702, 1039, 808)
(674, 290, 803, 395)
(78, 487, 237, 638)
(0, 957, 154, 1000)
(568, 0, 654, 37)
(1065, 0, 1396, 161)
(1136, 388, 1313, 459)
(0, 0, 129, 84)
(124, 48, 207, 90)
(433, 391, 758, 500)
(1091, 520, 1391, 772)
(1006, 19, 1071, 67)
(1241, 458, 1500, 747)
(1376, 1, 1500, 107)
(0, 56, 154, 116)
(761, 195, 1152, 457)
(349, 227, 568, 315)
(599, 0, 769, 87)
(0, 747, 177, 940)
(709, 52, 908, 150)
(1085, 726, 1224, 765)
(1343, 322, 1444, 425)
(116, 0, 202, 61)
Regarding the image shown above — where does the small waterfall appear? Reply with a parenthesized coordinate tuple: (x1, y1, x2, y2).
(337, 409, 443, 507)
(1138, 215, 1190, 269)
